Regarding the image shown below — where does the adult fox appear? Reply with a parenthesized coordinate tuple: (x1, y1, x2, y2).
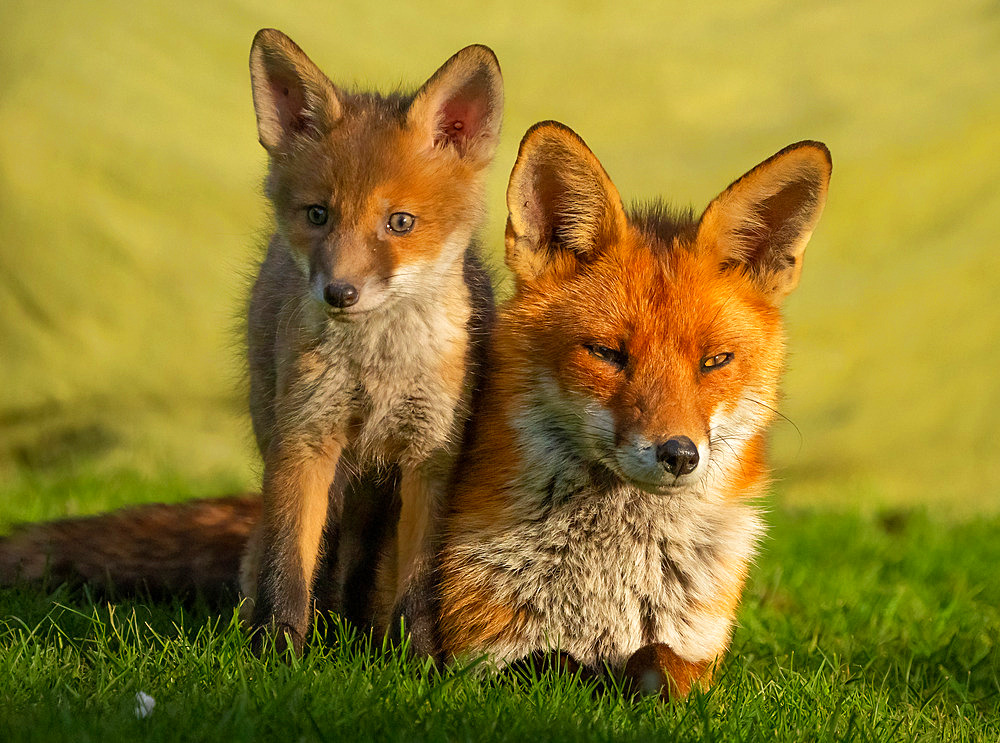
(405, 122, 831, 698)
(0, 29, 503, 653)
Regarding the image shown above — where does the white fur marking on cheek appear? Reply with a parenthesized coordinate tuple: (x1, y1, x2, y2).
(433, 229, 474, 273)
(387, 230, 471, 296)
(310, 270, 328, 305)
(508, 376, 568, 460)
(503, 375, 604, 508)
(707, 395, 768, 474)
(614, 434, 661, 484)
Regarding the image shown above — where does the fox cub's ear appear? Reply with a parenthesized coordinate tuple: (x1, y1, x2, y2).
(698, 141, 831, 302)
(505, 122, 627, 284)
(249, 29, 342, 152)
(406, 45, 503, 168)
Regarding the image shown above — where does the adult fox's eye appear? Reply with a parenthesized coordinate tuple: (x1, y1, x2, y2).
(701, 352, 734, 371)
(387, 212, 415, 234)
(306, 205, 328, 226)
(585, 343, 627, 371)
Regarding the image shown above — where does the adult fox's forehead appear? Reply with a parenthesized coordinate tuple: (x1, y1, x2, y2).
(599, 240, 701, 313)
(582, 238, 760, 342)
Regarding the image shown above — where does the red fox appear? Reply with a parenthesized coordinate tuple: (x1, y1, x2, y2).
(404, 122, 831, 698)
(0, 29, 503, 653)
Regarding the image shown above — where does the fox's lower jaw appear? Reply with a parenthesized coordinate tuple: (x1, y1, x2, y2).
(618, 475, 701, 497)
(319, 302, 389, 324)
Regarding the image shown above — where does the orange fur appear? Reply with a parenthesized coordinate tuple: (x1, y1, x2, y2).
(623, 644, 713, 699)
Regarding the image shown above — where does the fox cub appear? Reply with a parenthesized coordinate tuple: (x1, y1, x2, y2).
(411, 122, 831, 698)
(0, 30, 503, 652)
(240, 30, 502, 651)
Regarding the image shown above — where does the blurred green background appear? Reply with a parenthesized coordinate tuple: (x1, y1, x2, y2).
(1, 0, 998, 521)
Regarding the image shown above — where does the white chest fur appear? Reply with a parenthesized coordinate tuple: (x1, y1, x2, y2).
(298, 288, 471, 467)
(451, 475, 762, 671)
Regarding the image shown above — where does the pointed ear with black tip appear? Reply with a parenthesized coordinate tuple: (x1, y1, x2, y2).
(249, 29, 342, 152)
(697, 141, 832, 302)
(505, 122, 628, 284)
(406, 45, 503, 168)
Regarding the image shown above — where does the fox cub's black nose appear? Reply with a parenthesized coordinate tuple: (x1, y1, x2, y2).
(324, 281, 359, 308)
(656, 436, 699, 477)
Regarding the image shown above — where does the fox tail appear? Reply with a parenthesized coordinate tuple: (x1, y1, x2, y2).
(0, 495, 260, 600)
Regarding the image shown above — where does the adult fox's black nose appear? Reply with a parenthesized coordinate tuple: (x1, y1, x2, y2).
(324, 281, 359, 308)
(656, 436, 699, 477)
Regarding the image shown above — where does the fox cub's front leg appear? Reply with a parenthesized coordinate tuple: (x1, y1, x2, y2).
(247, 435, 342, 653)
(241, 323, 347, 652)
(389, 455, 455, 653)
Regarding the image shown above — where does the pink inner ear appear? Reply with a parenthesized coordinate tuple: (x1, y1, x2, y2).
(269, 74, 308, 134)
(436, 84, 488, 150)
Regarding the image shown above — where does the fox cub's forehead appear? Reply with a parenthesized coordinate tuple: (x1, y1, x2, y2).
(300, 123, 407, 189)
(277, 119, 465, 217)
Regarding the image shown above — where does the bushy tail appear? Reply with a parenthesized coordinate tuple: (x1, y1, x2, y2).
(0, 495, 260, 599)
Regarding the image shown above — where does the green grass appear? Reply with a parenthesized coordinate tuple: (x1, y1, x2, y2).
(2, 503, 997, 742)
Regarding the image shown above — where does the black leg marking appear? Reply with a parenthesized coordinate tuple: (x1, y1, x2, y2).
(251, 537, 310, 655)
(338, 464, 401, 630)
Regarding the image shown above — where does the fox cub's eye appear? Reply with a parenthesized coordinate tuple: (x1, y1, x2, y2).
(306, 205, 328, 226)
(585, 343, 627, 371)
(387, 212, 415, 235)
(701, 352, 734, 371)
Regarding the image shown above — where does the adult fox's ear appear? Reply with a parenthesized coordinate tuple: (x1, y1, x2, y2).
(505, 122, 627, 284)
(406, 45, 503, 168)
(698, 141, 831, 302)
(249, 29, 342, 152)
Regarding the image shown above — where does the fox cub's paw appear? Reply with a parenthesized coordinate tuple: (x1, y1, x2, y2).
(247, 621, 306, 658)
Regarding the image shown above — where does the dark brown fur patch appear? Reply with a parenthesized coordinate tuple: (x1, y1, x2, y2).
(0, 496, 259, 601)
